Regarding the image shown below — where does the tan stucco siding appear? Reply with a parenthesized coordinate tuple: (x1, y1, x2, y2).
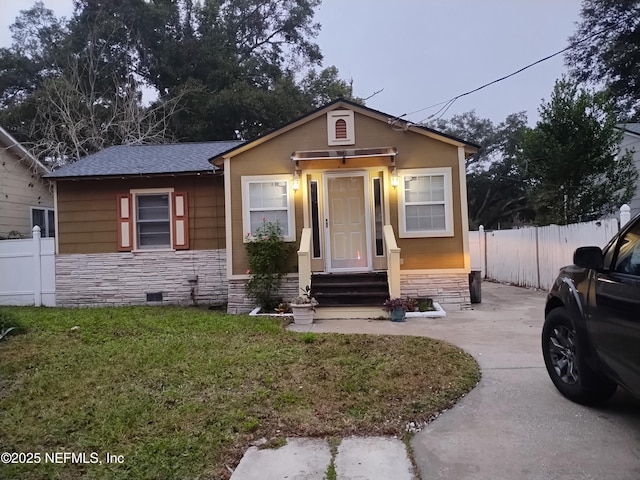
(227, 109, 467, 274)
(228, 145, 302, 275)
(386, 137, 465, 270)
(56, 175, 225, 254)
(0, 148, 53, 237)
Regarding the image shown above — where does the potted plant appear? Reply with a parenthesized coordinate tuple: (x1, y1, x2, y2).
(382, 297, 411, 322)
(290, 286, 318, 325)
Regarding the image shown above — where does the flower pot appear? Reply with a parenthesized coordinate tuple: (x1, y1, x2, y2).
(291, 304, 314, 325)
(390, 307, 406, 322)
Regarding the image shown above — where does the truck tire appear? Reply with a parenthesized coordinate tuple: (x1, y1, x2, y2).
(542, 307, 617, 405)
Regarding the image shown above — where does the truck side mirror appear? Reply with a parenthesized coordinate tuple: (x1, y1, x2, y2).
(573, 246, 604, 270)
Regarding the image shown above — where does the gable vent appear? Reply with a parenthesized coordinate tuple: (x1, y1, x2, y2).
(335, 119, 347, 139)
(327, 110, 355, 146)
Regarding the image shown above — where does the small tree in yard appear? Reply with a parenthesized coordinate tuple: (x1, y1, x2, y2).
(520, 78, 637, 225)
(244, 220, 291, 312)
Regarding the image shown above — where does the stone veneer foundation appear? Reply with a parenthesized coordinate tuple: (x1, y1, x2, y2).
(227, 275, 299, 314)
(56, 250, 227, 306)
(400, 272, 471, 310)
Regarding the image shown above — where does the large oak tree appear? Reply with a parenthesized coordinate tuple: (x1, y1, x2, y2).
(0, 0, 358, 165)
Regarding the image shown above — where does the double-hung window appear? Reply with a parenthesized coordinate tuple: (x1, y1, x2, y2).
(136, 193, 171, 249)
(241, 175, 295, 241)
(31, 207, 55, 237)
(117, 189, 189, 251)
(398, 167, 454, 238)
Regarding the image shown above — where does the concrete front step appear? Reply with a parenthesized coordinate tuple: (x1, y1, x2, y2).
(311, 272, 389, 307)
(314, 305, 386, 319)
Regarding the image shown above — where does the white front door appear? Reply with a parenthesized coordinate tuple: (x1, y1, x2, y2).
(324, 172, 371, 272)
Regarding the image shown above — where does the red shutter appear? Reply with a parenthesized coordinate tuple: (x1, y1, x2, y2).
(172, 192, 189, 250)
(117, 194, 133, 251)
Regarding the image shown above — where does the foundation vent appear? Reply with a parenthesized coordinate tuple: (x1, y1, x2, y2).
(146, 292, 163, 303)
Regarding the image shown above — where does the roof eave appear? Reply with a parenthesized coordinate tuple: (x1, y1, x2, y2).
(210, 98, 481, 165)
(46, 169, 217, 181)
(0, 126, 50, 175)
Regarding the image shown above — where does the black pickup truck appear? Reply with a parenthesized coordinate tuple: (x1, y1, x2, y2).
(542, 213, 640, 405)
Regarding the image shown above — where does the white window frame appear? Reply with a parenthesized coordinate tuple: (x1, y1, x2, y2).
(30, 206, 55, 237)
(130, 188, 174, 251)
(241, 175, 296, 242)
(398, 167, 454, 238)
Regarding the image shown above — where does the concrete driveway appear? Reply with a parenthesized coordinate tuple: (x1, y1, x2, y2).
(410, 282, 640, 480)
(292, 281, 640, 479)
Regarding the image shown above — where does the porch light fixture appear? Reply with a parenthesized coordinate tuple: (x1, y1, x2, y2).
(291, 171, 300, 191)
(390, 168, 399, 188)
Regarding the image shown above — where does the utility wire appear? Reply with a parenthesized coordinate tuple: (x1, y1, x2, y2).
(391, 13, 637, 124)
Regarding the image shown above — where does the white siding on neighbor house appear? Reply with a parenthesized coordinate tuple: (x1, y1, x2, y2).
(0, 147, 53, 237)
(620, 129, 640, 218)
(0, 230, 56, 306)
(55, 249, 227, 306)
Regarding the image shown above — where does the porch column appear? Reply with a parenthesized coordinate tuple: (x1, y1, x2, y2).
(298, 228, 312, 293)
(383, 225, 401, 298)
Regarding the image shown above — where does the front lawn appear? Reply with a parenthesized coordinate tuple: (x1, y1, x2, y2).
(0, 306, 479, 479)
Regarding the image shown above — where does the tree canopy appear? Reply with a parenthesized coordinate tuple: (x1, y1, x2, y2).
(520, 78, 637, 225)
(566, 0, 640, 119)
(0, 0, 359, 164)
(428, 111, 533, 229)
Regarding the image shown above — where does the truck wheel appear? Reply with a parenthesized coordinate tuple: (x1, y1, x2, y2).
(542, 307, 617, 405)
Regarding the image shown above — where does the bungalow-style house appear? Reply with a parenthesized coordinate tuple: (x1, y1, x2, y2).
(618, 123, 640, 217)
(46, 142, 241, 306)
(0, 127, 54, 238)
(47, 100, 479, 315)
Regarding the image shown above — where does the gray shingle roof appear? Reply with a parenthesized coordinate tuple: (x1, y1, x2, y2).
(618, 123, 640, 136)
(46, 141, 242, 178)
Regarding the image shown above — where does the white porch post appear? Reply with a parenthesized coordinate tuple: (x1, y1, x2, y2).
(298, 228, 312, 294)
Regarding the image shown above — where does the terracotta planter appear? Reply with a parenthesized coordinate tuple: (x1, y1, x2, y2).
(291, 304, 314, 325)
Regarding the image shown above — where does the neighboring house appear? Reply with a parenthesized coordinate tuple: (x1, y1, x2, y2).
(46, 142, 241, 306)
(47, 99, 479, 314)
(0, 126, 54, 238)
(618, 123, 640, 218)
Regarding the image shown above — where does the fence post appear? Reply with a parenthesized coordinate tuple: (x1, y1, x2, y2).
(32, 225, 42, 307)
(479, 225, 486, 278)
(535, 227, 541, 290)
(620, 204, 631, 228)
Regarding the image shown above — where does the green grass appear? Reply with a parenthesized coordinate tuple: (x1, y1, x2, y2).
(0, 306, 480, 479)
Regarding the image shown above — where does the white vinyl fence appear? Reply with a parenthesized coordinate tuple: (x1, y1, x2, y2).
(470, 205, 632, 291)
(0, 226, 56, 306)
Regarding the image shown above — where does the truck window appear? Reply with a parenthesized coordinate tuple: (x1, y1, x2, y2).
(614, 223, 640, 277)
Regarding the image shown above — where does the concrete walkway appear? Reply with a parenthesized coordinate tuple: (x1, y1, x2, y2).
(232, 282, 640, 479)
(231, 436, 415, 480)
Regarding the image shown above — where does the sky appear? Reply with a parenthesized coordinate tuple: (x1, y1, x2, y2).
(0, 0, 583, 126)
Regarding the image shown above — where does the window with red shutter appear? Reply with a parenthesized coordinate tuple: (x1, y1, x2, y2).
(120, 190, 190, 251)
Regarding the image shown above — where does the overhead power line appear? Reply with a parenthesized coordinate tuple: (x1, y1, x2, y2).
(392, 14, 638, 124)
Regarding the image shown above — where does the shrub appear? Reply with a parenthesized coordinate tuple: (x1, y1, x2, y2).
(245, 220, 291, 312)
